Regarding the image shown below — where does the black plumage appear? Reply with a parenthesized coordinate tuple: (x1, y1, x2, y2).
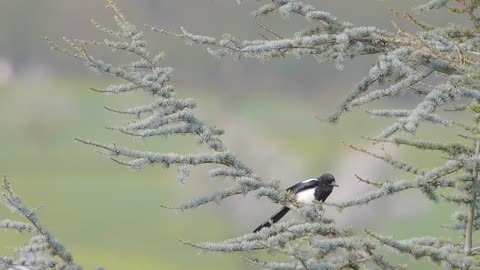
(253, 173, 337, 233)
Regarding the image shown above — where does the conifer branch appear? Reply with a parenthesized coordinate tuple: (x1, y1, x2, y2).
(367, 137, 471, 156)
(344, 142, 425, 175)
(330, 160, 462, 209)
(367, 231, 478, 269)
(1, 177, 81, 270)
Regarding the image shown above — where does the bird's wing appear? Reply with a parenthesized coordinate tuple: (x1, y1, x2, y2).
(286, 178, 318, 194)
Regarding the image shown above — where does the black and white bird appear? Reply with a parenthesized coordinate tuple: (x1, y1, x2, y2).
(253, 173, 338, 233)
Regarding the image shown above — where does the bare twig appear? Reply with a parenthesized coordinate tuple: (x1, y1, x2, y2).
(355, 174, 382, 187)
(255, 22, 284, 39)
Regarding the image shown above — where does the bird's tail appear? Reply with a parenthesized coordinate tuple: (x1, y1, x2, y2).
(253, 206, 290, 233)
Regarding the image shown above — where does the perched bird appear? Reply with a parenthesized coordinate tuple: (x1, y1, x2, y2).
(253, 173, 338, 233)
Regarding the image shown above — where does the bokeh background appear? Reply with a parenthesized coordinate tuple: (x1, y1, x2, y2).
(0, 1, 467, 269)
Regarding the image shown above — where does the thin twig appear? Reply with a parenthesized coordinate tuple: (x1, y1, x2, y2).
(89, 87, 114, 93)
(255, 22, 284, 39)
(459, 134, 479, 141)
(257, 32, 270, 40)
(74, 137, 119, 153)
(355, 174, 382, 187)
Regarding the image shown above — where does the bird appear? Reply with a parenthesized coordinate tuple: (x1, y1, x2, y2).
(253, 173, 338, 233)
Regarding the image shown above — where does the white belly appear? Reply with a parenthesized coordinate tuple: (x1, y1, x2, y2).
(296, 188, 315, 204)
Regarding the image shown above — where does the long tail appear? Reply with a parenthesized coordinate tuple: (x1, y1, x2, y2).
(253, 206, 290, 233)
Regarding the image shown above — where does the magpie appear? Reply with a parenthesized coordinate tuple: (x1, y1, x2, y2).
(253, 173, 338, 233)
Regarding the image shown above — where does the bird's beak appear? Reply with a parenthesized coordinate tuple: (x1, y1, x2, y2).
(330, 181, 339, 187)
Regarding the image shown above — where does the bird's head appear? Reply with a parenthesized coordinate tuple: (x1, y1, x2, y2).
(318, 173, 338, 188)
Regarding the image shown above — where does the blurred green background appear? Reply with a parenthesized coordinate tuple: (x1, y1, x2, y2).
(0, 1, 471, 269)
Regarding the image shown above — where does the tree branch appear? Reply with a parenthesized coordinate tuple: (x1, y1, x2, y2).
(465, 138, 480, 255)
